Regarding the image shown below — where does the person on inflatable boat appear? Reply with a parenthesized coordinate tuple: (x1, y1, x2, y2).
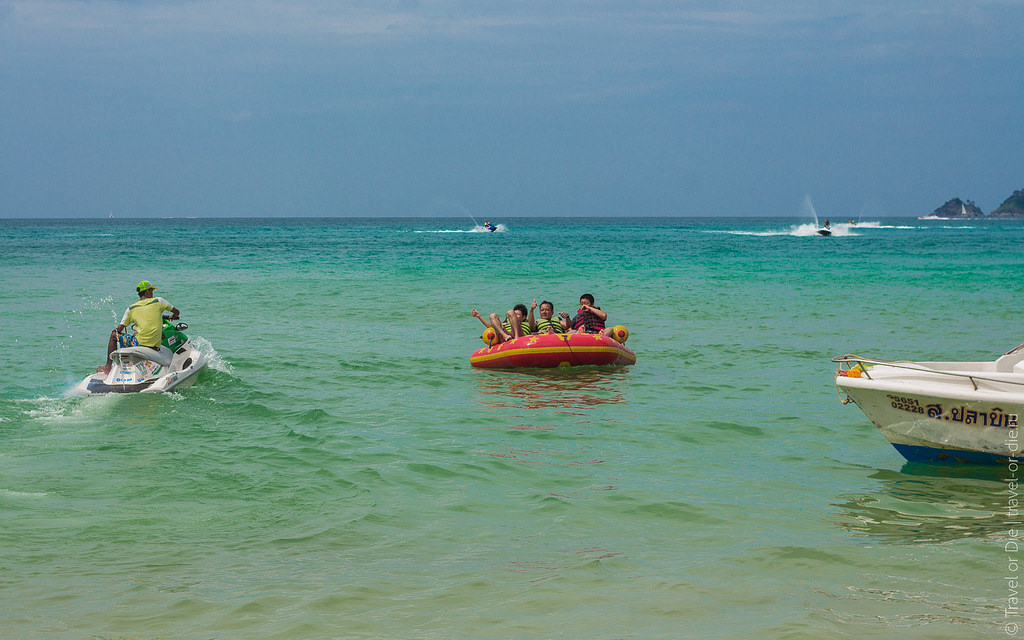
(528, 300, 568, 334)
(571, 293, 614, 337)
(98, 280, 180, 374)
(471, 303, 531, 344)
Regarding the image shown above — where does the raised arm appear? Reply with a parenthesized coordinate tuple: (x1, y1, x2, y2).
(583, 304, 607, 321)
(528, 299, 538, 333)
(558, 311, 571, 331)
(471, 309, 490, 328)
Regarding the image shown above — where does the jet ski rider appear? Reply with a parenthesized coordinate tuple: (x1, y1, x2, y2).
(98, 280, 179, 374)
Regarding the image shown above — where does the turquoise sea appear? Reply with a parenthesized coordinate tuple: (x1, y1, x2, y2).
(2, 216, 1023, 639)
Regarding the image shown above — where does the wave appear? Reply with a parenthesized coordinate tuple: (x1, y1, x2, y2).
(708, 222, 858, 237)
(190, 335, 234, 374)
(0, 488, 49, 499)
(415, 224, 508, 234)
(14, 392, 122, 421)
(704, 220, 926, 237)
(849, 221, 914, 229)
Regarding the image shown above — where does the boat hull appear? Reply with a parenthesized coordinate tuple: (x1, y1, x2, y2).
(891, 443, 1021, 465)
(470, 333, 636, 369)
(836, 365, 1024, 464)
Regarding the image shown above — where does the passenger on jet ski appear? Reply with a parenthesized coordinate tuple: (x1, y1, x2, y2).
(98, 280, 179, 374)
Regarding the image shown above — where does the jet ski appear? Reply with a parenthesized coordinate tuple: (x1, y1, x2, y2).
(817, 227, 832, 236)
(71, 319, 207, 395)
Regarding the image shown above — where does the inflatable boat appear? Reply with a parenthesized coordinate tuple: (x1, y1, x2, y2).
(470, 330, 636, 369)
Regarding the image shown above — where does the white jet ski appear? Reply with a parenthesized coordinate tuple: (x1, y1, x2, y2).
(71, 319, 207, 395)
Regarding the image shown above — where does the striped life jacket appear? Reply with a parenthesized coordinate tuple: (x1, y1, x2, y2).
(534, 317, 565, 334)
(503, 318, 531, 336)
(572, 307, 605, 333)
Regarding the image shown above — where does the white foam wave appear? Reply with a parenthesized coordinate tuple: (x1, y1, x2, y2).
(21, 394, 111, 420)
(471, 224, 507, 233)
(2, 488, 49, 499)
(707, 222, 860, 237)
(190, 335, 234, 374)
(841, 220, 911, 229)
(414, 224, 508, 234)
(794, 222, 855, 236)
(707, 229, 780, 237)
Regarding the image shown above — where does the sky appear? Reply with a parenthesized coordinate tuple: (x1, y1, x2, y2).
(1, 0, 1021, 218)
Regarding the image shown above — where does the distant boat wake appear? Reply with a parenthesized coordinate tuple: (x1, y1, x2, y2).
(705, 220, 943, 236)
(708, 222, 869, 237)
(415, 224, 508, 234)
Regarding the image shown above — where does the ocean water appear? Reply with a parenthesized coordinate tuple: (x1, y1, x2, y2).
(1, 216, 1023, 639)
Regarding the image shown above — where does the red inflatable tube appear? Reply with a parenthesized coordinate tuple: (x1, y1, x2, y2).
(470, 332, 636, 369)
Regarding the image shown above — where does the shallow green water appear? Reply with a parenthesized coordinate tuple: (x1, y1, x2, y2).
(2, 216, 1023, 638)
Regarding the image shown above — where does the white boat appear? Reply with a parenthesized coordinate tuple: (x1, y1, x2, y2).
(833, 347, 1024, 464)
(917, 203, 968, 220)
(71, 320, 207, 395)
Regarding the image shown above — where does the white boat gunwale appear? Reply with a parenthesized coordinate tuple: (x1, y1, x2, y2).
(833, 344, 1024, 392)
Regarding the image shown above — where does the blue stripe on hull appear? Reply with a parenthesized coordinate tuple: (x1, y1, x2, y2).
(892, 443, 1024, 465)
(86, 378, 156, 394)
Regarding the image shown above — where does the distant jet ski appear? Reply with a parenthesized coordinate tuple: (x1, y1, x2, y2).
(70, 319, 206, 395)
(484, 221, 497, 232)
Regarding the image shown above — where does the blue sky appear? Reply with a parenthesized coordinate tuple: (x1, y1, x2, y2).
(1, 0, 1021, 218)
